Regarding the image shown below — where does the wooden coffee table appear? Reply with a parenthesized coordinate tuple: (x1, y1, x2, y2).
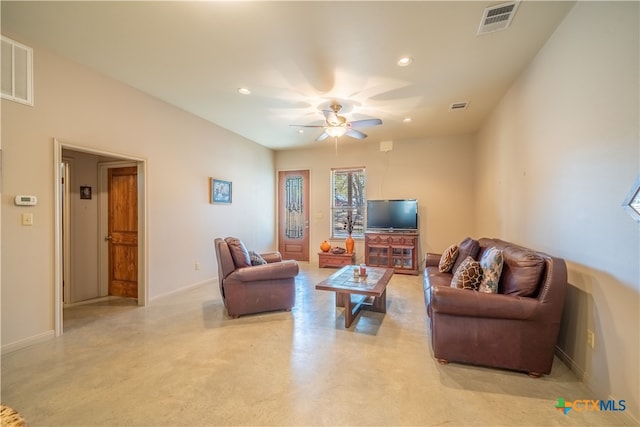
(315, 265, 394, 327)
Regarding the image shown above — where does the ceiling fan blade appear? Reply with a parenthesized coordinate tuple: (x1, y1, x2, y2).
(345, 129, 367, 140)
(316, 132, 330, 142)
(349, 118, 383, 129)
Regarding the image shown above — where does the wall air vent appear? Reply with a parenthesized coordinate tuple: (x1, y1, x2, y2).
(449, 102, 469, 111)
(1, 35, 33, 106)
(477, 1, 519, 35)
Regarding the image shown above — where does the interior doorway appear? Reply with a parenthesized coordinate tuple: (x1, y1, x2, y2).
(54, 139, 147, 336)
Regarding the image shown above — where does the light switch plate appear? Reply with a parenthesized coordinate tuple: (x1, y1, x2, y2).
(21, 213, 33, 226)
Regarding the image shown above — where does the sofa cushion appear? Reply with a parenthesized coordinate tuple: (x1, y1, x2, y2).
(438, 244, 459, 273)
(478, 247, 503, 294)
(426, 267, 454, 288)
(500, 246, 545, 297)
(249, 251, 267, 266)
(225, 237, 252, 268)
(452, 237, 480, 274)
(451, 256, 483, 290)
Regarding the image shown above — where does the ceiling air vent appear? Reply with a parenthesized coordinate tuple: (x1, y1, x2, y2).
(477, 1, 519, 35)
(449, 102, 469, 111)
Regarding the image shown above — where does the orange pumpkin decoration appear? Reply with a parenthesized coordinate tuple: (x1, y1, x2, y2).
(320, 240, 331, 252)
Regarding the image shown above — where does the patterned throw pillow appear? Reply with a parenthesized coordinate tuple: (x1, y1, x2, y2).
(0, 405, 27, 427)
(249, 251, 267, 266)
(478, 247, 504, 293)
(451, 256, 483, 290)
(438, 244, 459, 273)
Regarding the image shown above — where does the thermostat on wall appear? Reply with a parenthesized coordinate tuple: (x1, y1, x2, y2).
(14, 195, 37, 206)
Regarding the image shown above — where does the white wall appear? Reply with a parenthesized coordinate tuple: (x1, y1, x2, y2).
(1, 42, 277, 351)
(275, 135, 477, 266)
(475, 2, 639, 421)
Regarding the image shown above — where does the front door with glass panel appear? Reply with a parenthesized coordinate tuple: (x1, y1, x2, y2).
(278, 170, 310, 261)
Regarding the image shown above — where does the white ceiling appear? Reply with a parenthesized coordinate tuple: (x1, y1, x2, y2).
(2, 1, 574, 150)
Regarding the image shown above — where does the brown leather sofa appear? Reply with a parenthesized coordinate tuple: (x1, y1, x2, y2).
(214, 237, 298, 317)
(424, 238, 567, 376)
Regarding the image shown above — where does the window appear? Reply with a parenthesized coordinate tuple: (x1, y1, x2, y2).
(331, 167, 365, 238)
(1, 36, 33, 106)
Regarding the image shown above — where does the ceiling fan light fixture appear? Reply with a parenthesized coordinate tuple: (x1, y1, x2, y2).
(326, 126, 347, 138)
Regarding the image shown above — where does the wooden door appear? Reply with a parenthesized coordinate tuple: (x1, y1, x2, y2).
(278, 170, 310, 261)
(108, 166, 138, 298)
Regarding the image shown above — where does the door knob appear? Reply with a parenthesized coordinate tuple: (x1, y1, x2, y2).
(105, 235, 112, 241)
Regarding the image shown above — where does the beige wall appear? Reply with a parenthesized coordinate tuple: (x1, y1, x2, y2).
(1, 2, 638, 422)
(476, 2, 639, 421)
(63, 150, 101, 303)
(1, 43, 277, 350)
(275, 135, 477, 265)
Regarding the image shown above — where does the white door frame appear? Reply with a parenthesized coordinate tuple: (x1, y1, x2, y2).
(61, 158, 72, 304)
(53, 138, 148, 336)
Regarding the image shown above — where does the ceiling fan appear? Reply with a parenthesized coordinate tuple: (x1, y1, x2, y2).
(291, 103, 383, 141)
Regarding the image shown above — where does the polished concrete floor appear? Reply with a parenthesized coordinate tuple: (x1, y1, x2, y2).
(1, 263, 635, 426)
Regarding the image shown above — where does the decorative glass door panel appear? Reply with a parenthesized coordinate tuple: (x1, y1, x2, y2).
(284, 175, 304, 239)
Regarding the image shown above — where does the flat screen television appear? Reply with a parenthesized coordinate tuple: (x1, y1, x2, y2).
(366, 199, 418, 232)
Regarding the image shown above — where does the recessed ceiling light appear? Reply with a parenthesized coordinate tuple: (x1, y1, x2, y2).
(237, 87, 251, 95)
(397, 56, 413, 67)
(403, 117, 412, 123)
(298, 129, 304, 134)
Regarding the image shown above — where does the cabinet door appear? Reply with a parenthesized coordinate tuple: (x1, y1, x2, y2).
(392, 246, 414, 269)
(368, 245, 390, 267)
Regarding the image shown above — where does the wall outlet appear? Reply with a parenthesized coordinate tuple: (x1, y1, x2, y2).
(587, 329, 595, 349)
(194, 262, 200, 271)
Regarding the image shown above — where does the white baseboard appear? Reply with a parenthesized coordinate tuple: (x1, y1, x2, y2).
(149, 277, 216, 302)
(555, 345, 586, 380)
(1, 330, 55, 356)
(2, 281, 216, 355)
(556, 346, 638, 425)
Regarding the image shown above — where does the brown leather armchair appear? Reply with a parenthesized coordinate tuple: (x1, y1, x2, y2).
(214, 237, 298, 317)
(424, 238, 567, 376)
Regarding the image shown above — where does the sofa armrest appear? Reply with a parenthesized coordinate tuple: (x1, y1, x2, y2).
(425, 253, 442, 268)
(260, 251, 283, 263)
(231, 260, 299, 282)
(431, 285, 539, 320)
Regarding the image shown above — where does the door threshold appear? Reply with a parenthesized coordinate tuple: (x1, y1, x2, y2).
(63, 296, 136, 308)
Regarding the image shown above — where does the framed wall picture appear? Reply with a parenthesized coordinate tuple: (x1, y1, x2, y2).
(211, 178, 232, 204)
(80, 186, 92, 200)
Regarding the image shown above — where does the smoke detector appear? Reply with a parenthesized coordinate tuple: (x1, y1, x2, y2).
(477, 2, 519, 35)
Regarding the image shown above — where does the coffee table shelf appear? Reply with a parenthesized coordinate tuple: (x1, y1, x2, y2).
(315, 265, 394, 327)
